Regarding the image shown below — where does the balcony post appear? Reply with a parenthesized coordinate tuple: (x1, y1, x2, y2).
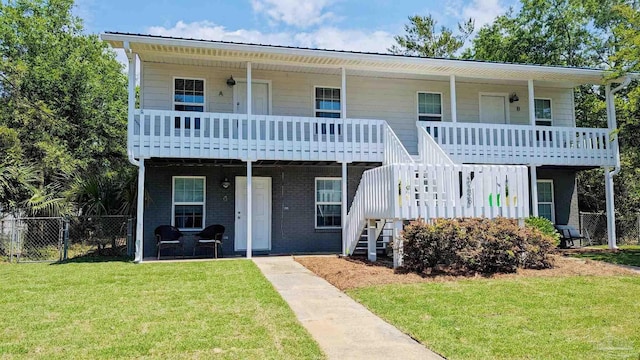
(528, 79, 535, 126)
(341, 67, 347, 119)
(341, 161, 348, 256)
(135, 157, 145, 263)
(246, 62, 252, 158)
(530, 165, 538, 217)
(126, 47, 136, 152)
(246, 160, 253, 258)
(450, 75, 457, 123)
(604, 167, 618, 249)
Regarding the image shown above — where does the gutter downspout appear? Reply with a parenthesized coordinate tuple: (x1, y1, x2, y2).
(604, 75, 632, 249)
(124, 42, 145, 262)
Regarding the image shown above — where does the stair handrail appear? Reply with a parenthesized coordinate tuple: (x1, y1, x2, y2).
(345, 165, 397, 255)
(383, 124, 414, 165)
(417, 123, 455, 165)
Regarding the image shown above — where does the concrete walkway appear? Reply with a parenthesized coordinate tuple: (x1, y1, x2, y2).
(253, 256, 443, 360)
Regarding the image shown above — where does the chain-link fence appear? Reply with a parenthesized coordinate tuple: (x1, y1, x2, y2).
(580, 212, 640, 246)
(0, 216, 134, 263)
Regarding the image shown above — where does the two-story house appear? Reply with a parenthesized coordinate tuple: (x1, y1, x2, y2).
(102, 32, 631, 263)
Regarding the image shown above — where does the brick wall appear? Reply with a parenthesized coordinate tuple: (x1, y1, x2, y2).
(142, 162, 371, 258)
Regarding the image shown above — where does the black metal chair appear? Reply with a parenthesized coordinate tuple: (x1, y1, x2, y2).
(193, 224, 225, 258)
(555, 225, 586, 248)
(154, 225, 184, 260)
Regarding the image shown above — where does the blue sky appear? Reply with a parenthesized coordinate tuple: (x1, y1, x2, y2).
(75, 0, 517, 63)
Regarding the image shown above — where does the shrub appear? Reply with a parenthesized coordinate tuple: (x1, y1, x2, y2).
(525, 216, 561, 246)
(402, 217, 555, 275)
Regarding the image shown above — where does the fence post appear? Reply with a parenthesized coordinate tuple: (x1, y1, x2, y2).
(63, 219, 69, 261)
(637, 213, 640, 245)
(127, 218, 134, 257)
(9, 218, 15, 263)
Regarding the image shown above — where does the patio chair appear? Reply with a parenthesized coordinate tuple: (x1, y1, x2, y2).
(555, 225, 586, 248)
(193, 224, 225, 258)
(155, 225, 184, 260)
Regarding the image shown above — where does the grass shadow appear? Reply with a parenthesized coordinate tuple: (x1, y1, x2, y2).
(565, 246, 640, 267)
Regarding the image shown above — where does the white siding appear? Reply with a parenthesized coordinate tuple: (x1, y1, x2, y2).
(142, 62, 576, 154)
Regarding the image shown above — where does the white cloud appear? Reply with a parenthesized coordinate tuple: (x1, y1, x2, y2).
(148, 21, 293, 45)
(461, 0, 508, 28)
(251, 0, 336, 28)
(295, 27, 394, 53)
(147, 21, 395, 53)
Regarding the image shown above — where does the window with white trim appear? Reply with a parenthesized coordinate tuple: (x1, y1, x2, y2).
(314, 87, 341, 135)
(534, 98, 552, 126)
(537, 180, 555, 223)
(173, 78, 204, 130)
(173, 176, 205, 230)
(417, 92, 442, 121)
(315, 178, 342, 228)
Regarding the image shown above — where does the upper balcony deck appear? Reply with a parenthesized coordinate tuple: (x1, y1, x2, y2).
(130, 109, 616, 167)
(418, 121, 616, 167)
(131, 109, 385, 162)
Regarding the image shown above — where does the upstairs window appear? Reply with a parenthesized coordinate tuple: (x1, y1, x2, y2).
(314, 87, 341, 135)
(418, 92, 442, 121)
(534, 98, 552, 126)
(174, 78, 204, 129)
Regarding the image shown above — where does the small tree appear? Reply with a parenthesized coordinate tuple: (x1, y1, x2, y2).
(389, 15, 474, 58)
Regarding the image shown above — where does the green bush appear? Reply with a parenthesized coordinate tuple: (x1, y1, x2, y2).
(402, 218, 555, 275)
(525, 217, 561, 246)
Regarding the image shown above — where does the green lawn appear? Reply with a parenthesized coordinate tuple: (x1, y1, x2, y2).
(568, 245, 640, 267)
(348, 276, 640, 360)
(0, 259, 323, 359)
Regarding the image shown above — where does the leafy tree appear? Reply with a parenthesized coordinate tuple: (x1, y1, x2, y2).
(389, 15, 474, 58)
(0, 0, 129, 216)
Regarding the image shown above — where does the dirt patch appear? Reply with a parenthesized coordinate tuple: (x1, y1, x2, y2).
(294, 255, 637, 291)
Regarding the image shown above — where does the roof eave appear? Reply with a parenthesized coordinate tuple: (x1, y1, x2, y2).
(100, 32, 611, 84)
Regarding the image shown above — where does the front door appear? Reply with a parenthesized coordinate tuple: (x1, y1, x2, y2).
(235, 176, 271, 251)
(480, 94, 508, 124)
(235, 82, 270, 115)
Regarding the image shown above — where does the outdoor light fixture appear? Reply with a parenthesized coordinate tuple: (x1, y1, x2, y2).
(509, 92, 519, 103)
(226, 76, 236, 87)
(221, 177, 232, 189)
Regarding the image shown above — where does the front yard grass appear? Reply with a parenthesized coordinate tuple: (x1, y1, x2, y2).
(0, 260, 323, 359)
(348, 276, 640, 360)
(568, 245, 640, 267)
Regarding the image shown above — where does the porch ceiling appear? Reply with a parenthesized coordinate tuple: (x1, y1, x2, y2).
(103, 32, 611, 87)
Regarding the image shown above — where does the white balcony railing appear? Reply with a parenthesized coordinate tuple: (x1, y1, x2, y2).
(345, 162, 530, 254)
(131, 110, 385, 162)
(418, 121, 616, 166)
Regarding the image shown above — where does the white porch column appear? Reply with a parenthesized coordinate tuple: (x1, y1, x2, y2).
(341, 162, 348, 256)
(528, 79, 536, 126)
(450, 75, 457, 123)
(604, 84, 619, 249)
(368, 220, 377, 262)
(246, 62, 252, 116)
(392, 220, 403, 269)
(604, 168, 618, 249)
(530, 165, 538, 217)
(126, 48, 136, 150)
(246, 160, 253, 258)
(246, 62, 252, 159)
(341, 67, 347, 119)
(135, 158, 145, 263)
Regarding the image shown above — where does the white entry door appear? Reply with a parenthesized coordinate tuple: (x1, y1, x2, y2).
(235, 82, 270, 115)
(480, 95, 508, 124)
(235, 176, 271, 251)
